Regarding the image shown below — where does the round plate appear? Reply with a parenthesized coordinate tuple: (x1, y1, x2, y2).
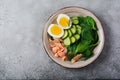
(42, 6, 105, 68)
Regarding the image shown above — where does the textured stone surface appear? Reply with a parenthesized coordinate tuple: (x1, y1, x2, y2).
(0, 0, 120, 79)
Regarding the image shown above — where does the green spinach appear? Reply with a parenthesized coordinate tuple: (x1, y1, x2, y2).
(67, 16, 99, 61)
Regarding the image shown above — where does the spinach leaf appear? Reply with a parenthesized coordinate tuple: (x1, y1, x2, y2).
(84, 16, 97, 30)
(66, 41, 79, 61)
(67, 41, 78, 54)
(92, 30, 99, 44)
(89, 41, 100, 50)
(67, 16, 99, 61)
(67, 53, 74, 61)
(78, 16, 85, 23)
(81, 49, 94, 60)
(84, 49, 93, 57)
(75, 40, 89, 53)
(75, 24, 94, 53)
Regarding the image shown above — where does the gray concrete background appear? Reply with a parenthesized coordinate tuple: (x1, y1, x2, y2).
(0, 0, 120, 79)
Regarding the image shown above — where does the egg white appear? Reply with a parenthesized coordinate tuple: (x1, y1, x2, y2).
(47, 24, 64, 38)
(57, 14, 71, 29)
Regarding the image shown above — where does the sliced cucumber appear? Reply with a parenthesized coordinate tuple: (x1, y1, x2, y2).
(68, 30, 72, 37)
(62, 30, 68, 39)
(76, 25, 81, 29)
(70, 36, 76, 43)
(72, 19, 79, 24)
(74, 34, 80, 40)
(63, 37, 71, 46)
(70, 26, 76, 34)
(77, 28, 81, 34)
(76, 25, 81, 34)
(73, 25, 76, 29)
(71, 16, 79, 20)
(73, 25, 77, 33)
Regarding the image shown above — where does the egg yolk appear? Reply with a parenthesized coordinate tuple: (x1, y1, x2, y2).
(59, 17, 69, 27)
(50, 25, 62, 35)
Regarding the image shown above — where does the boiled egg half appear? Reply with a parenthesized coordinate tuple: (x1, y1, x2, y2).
(47, 24, 64, 38)
(57, 14, 71, 29)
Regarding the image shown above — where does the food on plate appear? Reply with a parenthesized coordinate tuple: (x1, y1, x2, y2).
(49, 38, 67, 58)
(47, 24, 64, 38)
(47, 14, 99, 63)
(57, 14, 71, 29)
(71, 54, 82, 63)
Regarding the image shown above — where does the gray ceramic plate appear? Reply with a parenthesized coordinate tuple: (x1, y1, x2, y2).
(42, 6, 105, 68)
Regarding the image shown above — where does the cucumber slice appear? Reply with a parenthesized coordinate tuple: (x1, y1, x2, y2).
(70, 25, 76, 34)
(71, 16, 79, 20)
(68, 30, 72, 37)
(63, 37, 71, 46)
(76, 25, 81, 34)
(74, 34, 80, 40)
(62, 30, 68, 39)
(73, 25, 77, 29)
(77, 28, 81, 34)
(76, 25, 81, 29)
(70, 36, 76, 43)
(72, 19, 79, 24)
(73, 25, 77, 33)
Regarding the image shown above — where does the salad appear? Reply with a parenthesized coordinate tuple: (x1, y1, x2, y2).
(47, 14, 99, 63)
